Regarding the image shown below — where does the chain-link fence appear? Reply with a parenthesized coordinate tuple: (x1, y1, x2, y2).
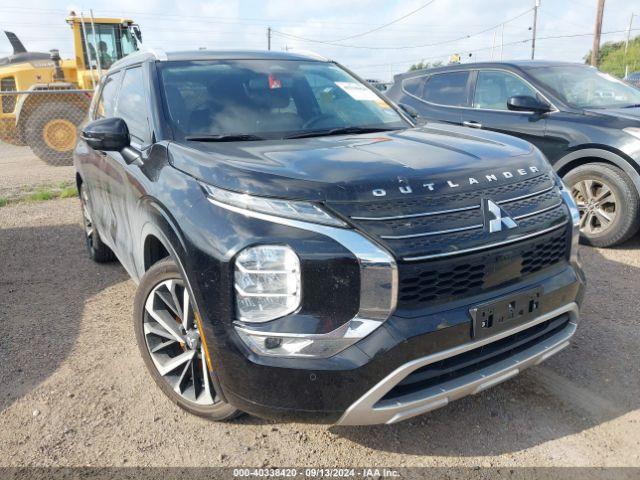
(0, 89, 92, 167)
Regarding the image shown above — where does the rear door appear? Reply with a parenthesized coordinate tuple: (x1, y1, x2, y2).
(397, 70, 472, 125)
(104, 65, 152, 273)
(461, 68, 550, 150)
(83, 70, 122, 238)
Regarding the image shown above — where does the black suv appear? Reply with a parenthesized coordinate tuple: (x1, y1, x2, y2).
(387, 61, 640, 247)
(74, 50, 584, 425)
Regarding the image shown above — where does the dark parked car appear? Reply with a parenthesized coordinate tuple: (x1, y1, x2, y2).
(74, 50, 584, 424)
(387, 61, 640, 247)
(625, 71, 640, 88)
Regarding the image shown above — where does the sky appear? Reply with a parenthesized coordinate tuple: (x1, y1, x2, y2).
(1, 0, 638, 81)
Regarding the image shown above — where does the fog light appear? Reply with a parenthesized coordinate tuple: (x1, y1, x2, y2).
(234, 245, 301, 323)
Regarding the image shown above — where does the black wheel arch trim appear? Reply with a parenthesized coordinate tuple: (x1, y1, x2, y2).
(136, 197, 231, 405)
(554, 147, 640, 193)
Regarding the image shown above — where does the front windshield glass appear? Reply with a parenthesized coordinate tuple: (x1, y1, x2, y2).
(158, 60, 408, 140)
(525, 65, 640, 109)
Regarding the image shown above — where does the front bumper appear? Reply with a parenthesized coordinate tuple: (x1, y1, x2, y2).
(337, 302, 578, 425)
(212, 263, 584, 424)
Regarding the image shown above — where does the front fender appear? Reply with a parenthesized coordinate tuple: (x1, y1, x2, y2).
(554, 147, 640, 193)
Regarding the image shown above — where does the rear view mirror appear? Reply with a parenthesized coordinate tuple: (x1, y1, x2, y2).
(507, 95, 551, 114)
(81, 117, 130, 151)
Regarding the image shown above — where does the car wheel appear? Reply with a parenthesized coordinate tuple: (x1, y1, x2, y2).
(79, 183, 116, 263)
(133, 258, 241, 421)
(564, 163, 640, 247)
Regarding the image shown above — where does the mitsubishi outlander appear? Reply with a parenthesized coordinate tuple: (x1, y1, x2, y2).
(74, 50, 585, 424)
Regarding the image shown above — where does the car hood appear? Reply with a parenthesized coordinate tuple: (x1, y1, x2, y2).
(585, 106, 640, 123)
(168, 124, 549, 202)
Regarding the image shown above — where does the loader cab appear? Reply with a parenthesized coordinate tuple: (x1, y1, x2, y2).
(66, 15, 141, 87)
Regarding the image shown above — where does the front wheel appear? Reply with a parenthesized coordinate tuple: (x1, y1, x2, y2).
(133, 259, 241, 420)
(564, 163, 640, 247)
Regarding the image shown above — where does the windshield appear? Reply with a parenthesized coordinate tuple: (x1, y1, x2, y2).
(158, 60, 408, 140)
(83, 24, 139, 70)
(525, 65, 640, 109)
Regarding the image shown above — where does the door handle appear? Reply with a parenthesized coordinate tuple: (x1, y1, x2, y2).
(462, 120, 483, 129)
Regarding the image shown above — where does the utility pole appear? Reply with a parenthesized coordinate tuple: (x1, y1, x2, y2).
(591, 0, 606, 67)
(531, 0, 540, 60)
(624, 13, 635, 77)
(491, 29, 497, 60)
(500, 23, 505, 60)
(267, 26, 271, 50)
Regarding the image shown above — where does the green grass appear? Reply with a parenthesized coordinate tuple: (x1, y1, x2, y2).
(59, 186, 78, 198)
(29, 189, 55, 202)
(1, 182, 78, 206)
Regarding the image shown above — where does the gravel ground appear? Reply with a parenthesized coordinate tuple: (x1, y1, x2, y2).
(0, 143, 74, 198)
(0, 198, 639, 470)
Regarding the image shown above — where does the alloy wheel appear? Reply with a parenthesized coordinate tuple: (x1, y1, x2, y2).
(80, 187, 95, 247)
(570, 179, 617, 235)
(142, 279, 216, 405)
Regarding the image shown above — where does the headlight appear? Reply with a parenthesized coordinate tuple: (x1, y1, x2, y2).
(234, 245, 301, 323)
(201, 183, 346, 227)
(623, 127, 640, 141)
(205, 183, 397, 359)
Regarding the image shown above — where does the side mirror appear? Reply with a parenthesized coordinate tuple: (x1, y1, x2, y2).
(507, 95, 551, 114)
(398, 103, 419, 120)
(81, 117, 130, 151)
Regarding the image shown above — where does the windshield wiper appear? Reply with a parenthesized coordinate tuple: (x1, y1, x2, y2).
(284, 126, 402, 139)
(185, 134, 264, 142)
(622, 104, 640, 109)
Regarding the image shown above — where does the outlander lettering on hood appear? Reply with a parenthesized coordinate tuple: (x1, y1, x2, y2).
(371, 166, 541, 197)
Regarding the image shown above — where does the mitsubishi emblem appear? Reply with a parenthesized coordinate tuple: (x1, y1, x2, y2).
(483, 199, 518, 233)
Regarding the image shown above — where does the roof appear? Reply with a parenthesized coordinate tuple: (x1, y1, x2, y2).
(109, 49, 328, 70)
(395, 60, 589, 79)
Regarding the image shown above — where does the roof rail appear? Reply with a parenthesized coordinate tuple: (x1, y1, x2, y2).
(285, 49, 329, 62)
(146, 48, 168, 61)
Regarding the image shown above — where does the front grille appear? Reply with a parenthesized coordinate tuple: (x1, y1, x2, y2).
(1, 77, 17, 113)
(379, 312, 571, 402)
(396, 226, 570, 313)
(326, 172, 572, 314)
(328, 173, 567, 260)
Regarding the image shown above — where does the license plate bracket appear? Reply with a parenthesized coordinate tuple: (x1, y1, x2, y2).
(469, 287, 543, 339)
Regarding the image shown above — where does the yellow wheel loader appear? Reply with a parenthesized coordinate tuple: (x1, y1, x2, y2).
(0, 13, 141, 165)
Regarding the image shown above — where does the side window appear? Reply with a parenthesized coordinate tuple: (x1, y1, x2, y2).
(115, 67, 151, 146)
(473, 70, 537, 110)
(94, 71, 121, 119)
(421, 72, 470, 106)
(402, 76, 424, 97)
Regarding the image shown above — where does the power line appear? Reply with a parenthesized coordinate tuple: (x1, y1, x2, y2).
(271, 7, 535, 50)
(329, 0, 437, 42)
(350, 27, 640, 71)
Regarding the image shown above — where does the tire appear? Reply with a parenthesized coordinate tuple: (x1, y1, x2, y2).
(79, 183, 116, 263)
(564, 162, 640, 247)
(133, 258, 241, 421)
(24, 101, 86, 166)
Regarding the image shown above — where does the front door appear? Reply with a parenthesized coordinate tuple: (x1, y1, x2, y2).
(461, 69, 550, 152)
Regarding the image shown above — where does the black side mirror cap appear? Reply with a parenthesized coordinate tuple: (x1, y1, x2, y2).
(507, 95, 551, 114)
(81, 117, 130, 152)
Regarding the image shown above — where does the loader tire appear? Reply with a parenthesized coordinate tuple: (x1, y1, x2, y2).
(24, 101, 86, 166)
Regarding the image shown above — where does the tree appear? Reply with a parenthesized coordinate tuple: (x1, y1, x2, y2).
(584, 35, 640, 77)
(408, 60, 443, 72)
